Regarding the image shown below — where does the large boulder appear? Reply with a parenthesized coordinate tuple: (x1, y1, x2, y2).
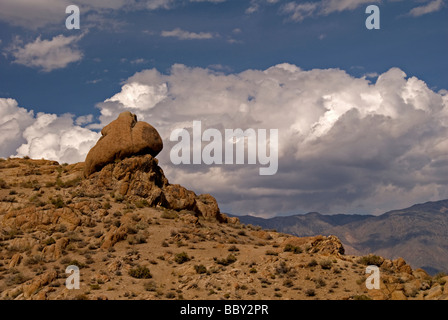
(84, 112, 163, 177)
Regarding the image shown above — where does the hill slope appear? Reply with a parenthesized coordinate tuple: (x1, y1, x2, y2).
(236, 200, 448, 274)
(0, 156, 446, 300)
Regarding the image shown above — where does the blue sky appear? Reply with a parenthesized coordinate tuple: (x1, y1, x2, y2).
(1, 0, 448, 217)
(1, 0, 446, 115)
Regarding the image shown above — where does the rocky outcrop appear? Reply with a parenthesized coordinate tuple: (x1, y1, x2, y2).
(84, 111, 163, 177)
(81, 154, 230, 223)
(282, 235, 345, 256)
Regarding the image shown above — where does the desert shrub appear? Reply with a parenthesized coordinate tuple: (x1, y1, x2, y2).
(144, 280, 157, 291)
(315, 277, 326, 288)
(0, 179, 9, 189)
(165, 292, 176, 299)
(216, 254, 237, 266)
(127, 233, 147, 245)
(307, 259, 318, 268)
(284, 244, 302, 254)
(129, 266, 152, 279)
(305, 289, 316, 297)
(357, 255, 383, 266)
(161, 210, 178, 219)
(114, 193, 125, 203)
(174, 252, 191, 264)
(320, 260, 333, 270)
(5, 272, 30, 286)
(265, 250, 278, 256)
(135, 199, 149, 208)
(194, 264, 207, 274)
(20, 180, 41, 190)
(66, 259, 86, 269)
(228, 245, 239, 252)
(434, 272, 447, 285)
(275, 261, 290, 274)
(55, 176, 82, 189)
(50, 196, 65, 208)
(24, 254, 45, 266)
(90, 284, 101, 290)
(283, 279, 294, 288)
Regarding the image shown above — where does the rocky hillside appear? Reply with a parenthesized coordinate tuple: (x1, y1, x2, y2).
(238, 200, 448, 275)
(0, 112, 447, 300)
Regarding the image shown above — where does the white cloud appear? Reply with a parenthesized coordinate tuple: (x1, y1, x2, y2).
(0, 98, 34, 157)
(75, 114, 94, 126)
(130, 58, 148, 64)
(6, 34, 84, 72)
(161, 28, 216, 40)
(281, 0, 380, 22)
(3, 64, 448, 217)
(87, 64, 448, 216)
(0, 99, 100, 163)
(0, 0, 176, 29)
(246, 0, 280, 14)
(105, 82, 168, 111)
(408, 0, 444, 17)
(15, 112, 101, 164)
(319, 0, 379, 15)
(281, 2, 319, 22)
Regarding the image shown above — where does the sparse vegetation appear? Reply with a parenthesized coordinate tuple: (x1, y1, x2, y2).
(215, 254, 237, 266)
(284, 244, 302, 254)
(0, 156, 441, 301)
(129, 266, 152, 279)
(194, 264, 207, 274)
(357, 255, 383, 267)
(320, 260, 333, 270)
(174, 252, 191, 264)
(161, 210, 178, 220)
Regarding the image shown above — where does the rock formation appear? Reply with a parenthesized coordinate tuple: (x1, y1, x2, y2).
(84, 111, 163, 177)
(82, 111, 231, 223)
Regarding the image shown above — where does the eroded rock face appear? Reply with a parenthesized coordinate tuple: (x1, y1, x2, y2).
(81, 154, 227, 223)
(84, 112, 163, 177)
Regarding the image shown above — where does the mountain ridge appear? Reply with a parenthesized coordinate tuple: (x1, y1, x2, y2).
(234, 199, 448, 274)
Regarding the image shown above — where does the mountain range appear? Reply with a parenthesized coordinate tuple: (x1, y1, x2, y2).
(235, 200, 448, 275)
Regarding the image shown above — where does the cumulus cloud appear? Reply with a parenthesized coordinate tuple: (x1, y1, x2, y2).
(105, 82, 168, 111)
(6, 34, 84, 72)
(161, 28, 216, 40)
(0, 98, 34, 157)
(15, 113, 100, 164)
(0, 98, 100, 164)
(2, 64, 448, 217)
(88, 63, 448, 216)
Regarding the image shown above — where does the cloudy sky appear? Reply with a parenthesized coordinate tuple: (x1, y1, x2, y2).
(1, 0, 447, 217)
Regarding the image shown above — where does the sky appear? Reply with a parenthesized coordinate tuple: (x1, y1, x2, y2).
(0, 0, 447, 217)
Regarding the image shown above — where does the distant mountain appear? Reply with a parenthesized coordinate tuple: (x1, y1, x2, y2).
(235, 200, 448, 275)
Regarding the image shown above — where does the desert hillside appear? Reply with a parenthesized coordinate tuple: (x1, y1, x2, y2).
(237, 200, 448, 275)
(0, 112, 447, 300)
